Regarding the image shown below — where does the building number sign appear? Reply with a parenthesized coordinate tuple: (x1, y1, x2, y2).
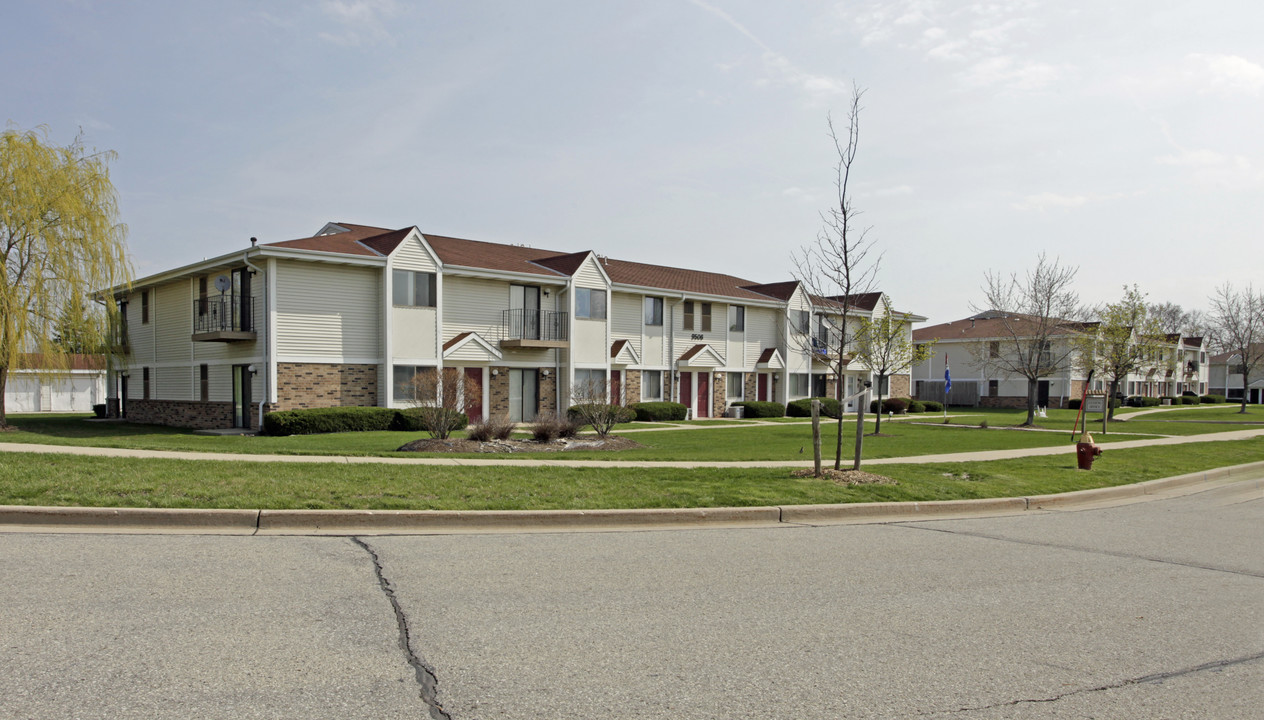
(690, 333, 704, 341)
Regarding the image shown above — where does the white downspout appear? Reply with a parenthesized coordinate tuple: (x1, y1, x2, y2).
(243, 251, 267, 430)
(668, 294, 686, 403)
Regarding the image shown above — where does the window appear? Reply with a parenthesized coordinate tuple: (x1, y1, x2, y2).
(141, 291, 150, 324)
(989, 379, 999, 397)
(989, 341, 1000, 358)
(393, 365, 437, 403)
(644, 297, 663, 326)
(729, 305, 745, 332)
(199, 365, 209, 402)
(790, 373, 809, 397)
(642, 370, 663, 401)
(683, 301, 694, 331)
(794, 310, 810, 334)
(576, 288, 606, 319)
(877, 376, 889, 395)
(393, 270, 436, 307)
(727, 372, 744, 399)
(142, 367, 150, 399)
(198, 277, 208, 317)
(574, 368, 607, 399)
(700, 303, 712, 332)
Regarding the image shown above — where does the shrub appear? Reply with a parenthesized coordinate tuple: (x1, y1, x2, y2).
(1181, 390, 1198, 397)
(391, 407, 468, 436)
(529, 413, 561, 443)
(467, 415, 515, 442)
(1180, 395, 1199, 405)
(567, 404, 636, 436)
(869, 397, 911, 414)
(787, 397, 841, 418)
(1201, 394, 1225, 404)
(263, 406, 402, 436)
(906, 400, 925, 413)
(921, 400, 943, 412)
(732, 401, 785, 418)
(557, 414, 581, 438)
(630, 402, 688, 422)
(1125, 396, 1161, 408)
(91, 403, 107, 418)
(1068, 398, 1081, 410)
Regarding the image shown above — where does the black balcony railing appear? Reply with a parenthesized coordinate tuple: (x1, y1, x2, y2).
(195, 294, 255, 335)
(502, 308, 568, 342)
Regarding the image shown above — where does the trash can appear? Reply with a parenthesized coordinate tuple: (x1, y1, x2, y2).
(727, 406, 745, 419)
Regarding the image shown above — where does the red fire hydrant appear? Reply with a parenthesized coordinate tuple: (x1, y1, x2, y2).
(1076, 431, 1103, 470)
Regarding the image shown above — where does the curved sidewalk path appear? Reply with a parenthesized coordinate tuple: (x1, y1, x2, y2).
(1, 427, 1262, 469)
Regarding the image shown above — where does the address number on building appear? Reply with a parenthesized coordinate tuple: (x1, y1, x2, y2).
(690, 333, 704, 341)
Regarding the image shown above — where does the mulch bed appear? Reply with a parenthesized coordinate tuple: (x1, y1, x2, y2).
(791, 468, 898, 486)
(396, 436, 644, 453)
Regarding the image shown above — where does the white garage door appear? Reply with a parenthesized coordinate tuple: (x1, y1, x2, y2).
(6, 377, 41, 412)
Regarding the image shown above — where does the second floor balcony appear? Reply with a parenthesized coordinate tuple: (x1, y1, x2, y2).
(192, 294, 257, 342)
(501, 308, 568, 349)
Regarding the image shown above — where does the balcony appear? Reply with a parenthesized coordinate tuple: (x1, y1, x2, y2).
(501, 308, 568, 349)
(192, 294, 257, 342)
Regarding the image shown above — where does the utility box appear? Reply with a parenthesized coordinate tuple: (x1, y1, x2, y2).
(727, 406, 745, 419)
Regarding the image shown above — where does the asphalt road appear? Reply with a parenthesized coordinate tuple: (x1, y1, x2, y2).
(2, 481, 1261, 719)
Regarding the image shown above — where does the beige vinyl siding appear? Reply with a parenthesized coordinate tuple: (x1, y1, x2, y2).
(610, 292, 642, 353)
(126, 290, 154, 362)
(392, 307, 437, 361)
(275, 262, 380, 358)
(573, 320, 606, 364)
(207, 363, 232, 400)
(154, 283, 191, 362)
(573, 256, 606, 289)
(644, 332, 665, 367)
(443, 276, 510, 340)
(745, 307, 778, 367)
(155, 365, 192, 400)
(446, 343, 495, 363)
(391, 236, 437, 272)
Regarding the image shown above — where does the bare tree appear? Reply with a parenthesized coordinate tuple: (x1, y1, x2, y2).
(1148, 302, 1212, 345)
(1076, 285, 1166, 419)
(792, 84, 881, 472)
(853, 296, 934, 433)
(569, 376, 634, 438)
(402, 367, 480, 439)
(1207, 283, 1264, 414)
(972, 254, 1086, 426)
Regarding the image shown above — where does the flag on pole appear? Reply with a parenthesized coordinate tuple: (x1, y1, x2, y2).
(944, 354, 952, 395)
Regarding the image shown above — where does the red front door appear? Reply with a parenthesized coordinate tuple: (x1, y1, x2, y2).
(463, 367, 483, 423)
(757, 373, 768, 402)
(697, 373, 710, 418)
(611, 370, 622, 405)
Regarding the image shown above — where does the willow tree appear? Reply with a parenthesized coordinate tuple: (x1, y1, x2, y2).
(853, 296, 933, 434)
(1, 127, 131, 427)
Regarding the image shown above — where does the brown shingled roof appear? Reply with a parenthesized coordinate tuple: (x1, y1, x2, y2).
(532, 251, 594, 276)
(677, 344, 708, 362)
(601, 258, 772, 301)
(742, 281, 799, 301)
(442, 332, 472, 351)
(422, 234, 570, 277)
(913, 314, 1092, 342)
(265, 223, 398, 256)
(17, 353, 106, 370)
(610, 339, 628, 358)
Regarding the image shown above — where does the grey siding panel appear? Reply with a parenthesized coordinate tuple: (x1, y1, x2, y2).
(275, 262, 381, 358)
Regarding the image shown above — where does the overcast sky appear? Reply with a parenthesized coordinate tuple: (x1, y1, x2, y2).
(4, 0, 1261, 325)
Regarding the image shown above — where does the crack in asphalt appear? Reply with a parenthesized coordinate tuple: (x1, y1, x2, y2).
(895, 524, 1264, 579)
(924, 650, 1264, 716)
(351, 537, 451, 720)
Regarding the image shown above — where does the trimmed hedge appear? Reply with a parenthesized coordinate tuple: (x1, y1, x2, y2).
(732, 401, 786, 418)
(1180, 395, 1200, 405)
(869, 397, 910, 414)
(921, 400, 943, 412)
(262, 406, 468, 436)
(566, 404, 636, 425)
(629, 402, 688, 422)
(1125, 396, 1161, 407)
(787, 397, 841, 419)
(1201, 394, 1226, 404)
(906, 400, 925, 413)
(92, 403, 107, 418)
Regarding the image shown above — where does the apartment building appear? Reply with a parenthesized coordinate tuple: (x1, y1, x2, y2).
(109, 222, 919, 429)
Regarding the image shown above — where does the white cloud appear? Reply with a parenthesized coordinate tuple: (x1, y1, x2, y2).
(317, 0, 400, 47)
(1185, 53, 1264, 95)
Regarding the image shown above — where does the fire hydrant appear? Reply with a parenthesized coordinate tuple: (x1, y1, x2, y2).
(1076, 431, 1103, 470)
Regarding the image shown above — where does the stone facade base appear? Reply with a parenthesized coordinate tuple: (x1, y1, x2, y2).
(275, 362, 378, 411)
(125, 399, 267, 430)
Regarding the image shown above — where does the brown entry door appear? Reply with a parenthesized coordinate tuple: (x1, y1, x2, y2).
(611, 370, 622, 405)
(757, 373, 768, 402)
(464, 367, 483, 423)
(680, 373, 692, 417)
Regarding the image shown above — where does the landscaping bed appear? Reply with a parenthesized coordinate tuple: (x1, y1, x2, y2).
(397, 436, 643, 453)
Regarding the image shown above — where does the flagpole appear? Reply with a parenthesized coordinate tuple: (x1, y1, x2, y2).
(943, 353, 951, 418)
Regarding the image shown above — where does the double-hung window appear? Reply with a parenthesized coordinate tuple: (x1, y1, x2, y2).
(729, 306, 745, 332)
(644, 297, 663, 326)
(683, 301, 711, 331)
(576, 288, 606, 319)
(727, 372, 744, 399)
(642, 370, 663, 401)
(393, 365, 437, 403)
(393, 270, 437, 307)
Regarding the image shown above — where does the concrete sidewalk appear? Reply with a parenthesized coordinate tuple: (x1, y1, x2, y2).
(1, 427, 1262, 468)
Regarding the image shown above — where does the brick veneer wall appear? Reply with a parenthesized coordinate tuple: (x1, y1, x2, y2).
(623, 369, 641, 405)
(890, 374, 910, 400)
(745, 372, 758, 401)
(711, 372, 727, 418)
(125, 399, 267, 430)
(274, 362, 378, 411)
(488, 367, 510, 418)
(538, 369, 557, 417)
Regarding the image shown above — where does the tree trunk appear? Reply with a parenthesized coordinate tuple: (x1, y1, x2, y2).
(1025, 378, 1038, 426)
(0, 365, 7, 427)
(1241, 371, 1251, 414)
(1107, 378, 1118, 420)
(853, 389, 865, 471)
(811, 400, 822, 477)
(834, 413, 845, 471)
(873, 382, 884, 434)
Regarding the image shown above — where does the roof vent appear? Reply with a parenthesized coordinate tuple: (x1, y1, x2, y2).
(250, 237, 258, 247)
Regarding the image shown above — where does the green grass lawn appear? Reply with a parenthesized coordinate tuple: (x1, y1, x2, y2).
(1, 412, 1178, 462)
(2, 438, 1259, 510)
(1119, 405, 1263, 422)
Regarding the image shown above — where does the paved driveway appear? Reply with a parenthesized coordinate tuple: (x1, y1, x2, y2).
(2, 480, 1261, 719)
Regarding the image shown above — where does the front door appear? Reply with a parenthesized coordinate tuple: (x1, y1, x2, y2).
(757, 373, 768, 402)
(1037, 380, 1050, 408)
(119, 376, 129, 418)
(696, 373, 710, 418)
(610, 370, 622, 405)
(232, 364, 252, 429)
(508, 369, 538, 422)
(463, 367, 484, 423)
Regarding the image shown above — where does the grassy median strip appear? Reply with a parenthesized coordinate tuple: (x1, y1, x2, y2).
(2, 438, 1260, 511)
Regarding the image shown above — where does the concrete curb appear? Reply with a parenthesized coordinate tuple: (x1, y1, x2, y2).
(2, 461, 1261, 535)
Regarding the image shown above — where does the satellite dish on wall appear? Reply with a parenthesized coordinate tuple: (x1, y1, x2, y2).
(214, 275, 231, 292)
